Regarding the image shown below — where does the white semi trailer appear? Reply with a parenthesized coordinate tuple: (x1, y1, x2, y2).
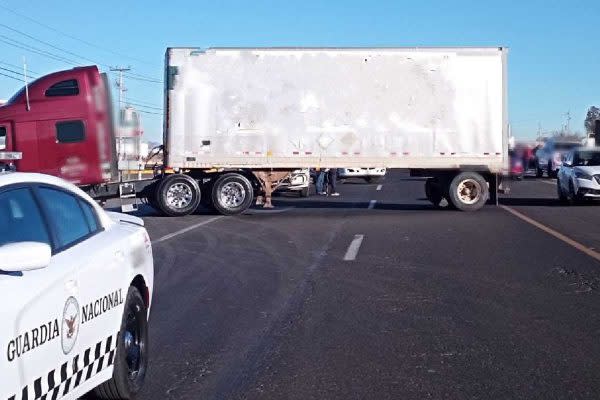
(158, 46, 508, 214)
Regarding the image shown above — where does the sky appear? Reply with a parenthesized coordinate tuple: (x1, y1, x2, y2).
(0, 0, 597, 142)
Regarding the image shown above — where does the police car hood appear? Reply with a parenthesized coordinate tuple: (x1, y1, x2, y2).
(105, 211, 144, 227)
(574, 165, 600, 176)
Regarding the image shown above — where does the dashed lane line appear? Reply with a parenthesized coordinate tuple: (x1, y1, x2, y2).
(152, 216, 223, 244)
(368, 200, 377, 209)
(376, 184, 383, 191)
(500, 205, 600, 263)
(344, 234, 365, 261)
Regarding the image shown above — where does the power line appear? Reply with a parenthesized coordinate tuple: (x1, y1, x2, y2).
(0, 60, 38, 76)
(136, 109, 163, 116)
(127, 96, 162, 108)
(0, 22, 161, 83)
(0, 65, 36, 79)
(0, 70, 24, 82)
(127, 101, 162, 111)
(0, 35, 82, 65)
(0, 3, 154, 66)
(0, 23, 97, 66)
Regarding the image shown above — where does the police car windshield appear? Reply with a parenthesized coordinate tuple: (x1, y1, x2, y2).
(573, 151, 600, 166)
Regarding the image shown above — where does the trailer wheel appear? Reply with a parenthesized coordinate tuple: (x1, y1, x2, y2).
(211, 173, 254, 215)
(447, 172, 489, 211)
(156, 174, 201, 216)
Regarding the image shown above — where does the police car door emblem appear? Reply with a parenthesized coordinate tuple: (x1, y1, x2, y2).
(61, 296, 80, 354)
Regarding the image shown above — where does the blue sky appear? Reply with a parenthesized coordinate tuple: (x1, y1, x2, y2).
(0, 0, 597, 141)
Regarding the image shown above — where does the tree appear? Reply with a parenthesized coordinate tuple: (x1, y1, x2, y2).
(584, 106, 600, 134)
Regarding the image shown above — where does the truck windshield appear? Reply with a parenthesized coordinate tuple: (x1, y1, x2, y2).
(573, 151, 600, 166)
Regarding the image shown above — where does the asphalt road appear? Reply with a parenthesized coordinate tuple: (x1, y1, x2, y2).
(128, 170, 600, 399)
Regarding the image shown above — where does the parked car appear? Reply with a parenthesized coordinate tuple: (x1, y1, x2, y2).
(0, 172, 154, 400)
(535, 139, 580, 178)
(338, 168, 387, 183)
(275, 168, 310, 197)
(557, 148, 600, 203)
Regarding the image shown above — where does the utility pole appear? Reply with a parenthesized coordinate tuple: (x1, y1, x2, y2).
(110, 67, 130, 172)
(537, 122, 542, 139)
(110, 66, 130, 111)
(564, 110, 571, 134)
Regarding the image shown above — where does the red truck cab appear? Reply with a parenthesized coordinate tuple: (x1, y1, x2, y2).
(0, 66, 116, 185)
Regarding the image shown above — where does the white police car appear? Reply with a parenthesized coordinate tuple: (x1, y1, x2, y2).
(0, 173, 154, 400)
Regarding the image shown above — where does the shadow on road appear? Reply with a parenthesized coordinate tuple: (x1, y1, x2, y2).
(270, 199, 435, 211)
(500, 197, 600, 207)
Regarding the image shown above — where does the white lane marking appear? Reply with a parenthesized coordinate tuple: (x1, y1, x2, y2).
(152, 216, 223, 244)
(500, 205, 600, 263)
(539, 180, 557, 185)
(344, 234, 365, 261)
(368, 200, 377, 209)
(376, 184, 383, 191)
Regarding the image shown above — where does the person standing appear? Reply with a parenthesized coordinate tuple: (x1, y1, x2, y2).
(315, 168, 327, 195)
(328, 168, 339, 196)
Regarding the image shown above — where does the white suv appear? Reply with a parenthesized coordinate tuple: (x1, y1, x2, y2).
(557, 148, 600, 203)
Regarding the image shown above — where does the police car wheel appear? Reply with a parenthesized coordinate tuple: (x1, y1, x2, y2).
(94, 287, 148, 399)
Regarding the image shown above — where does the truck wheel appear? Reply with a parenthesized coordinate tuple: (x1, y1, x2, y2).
(211, 173, 254, 215)
(447, 172, 489, 211)
(299, 186, 309, 197)
(94, 287, 148, 400)
(156, 174, 201, 217)
(425, 178, 443, 206)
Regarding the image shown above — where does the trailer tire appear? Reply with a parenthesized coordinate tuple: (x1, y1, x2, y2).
(447, 172, 489, 211)
(94, 286, 148, 400)
(211, 173, 254, 215)
(156, 174, 201, 216)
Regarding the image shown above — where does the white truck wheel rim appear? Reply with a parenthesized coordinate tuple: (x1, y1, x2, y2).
(166, 182, 193, 209)
(220, 182, 246, 208)
(457, 179, 481, 205)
